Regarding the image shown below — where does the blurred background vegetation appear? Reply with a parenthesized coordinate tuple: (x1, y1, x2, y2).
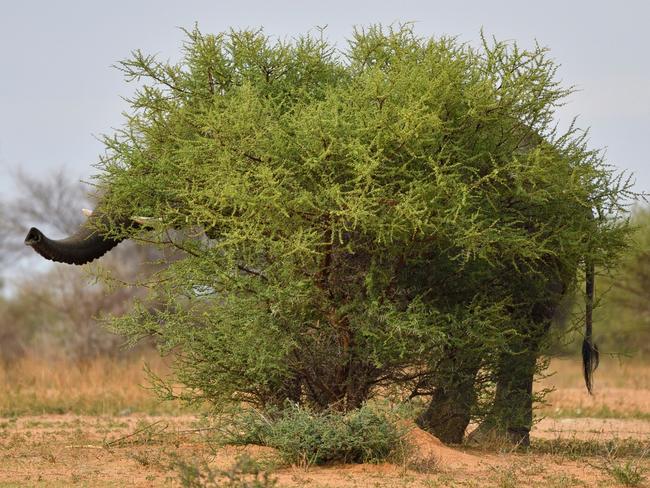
(587, 207, 650, 357)
(0, 169, 163, 363)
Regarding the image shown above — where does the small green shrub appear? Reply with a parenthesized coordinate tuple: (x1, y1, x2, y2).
(604, 459, 647, 487)
(172, 454, 277, 488)
(224, 403, 408, 466)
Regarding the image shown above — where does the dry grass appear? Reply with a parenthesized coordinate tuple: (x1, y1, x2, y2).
(1, 353, 647, 418)
(538, 357, 650, 420)
(0, 353, 192, 416)
(541, 356, 650, 390)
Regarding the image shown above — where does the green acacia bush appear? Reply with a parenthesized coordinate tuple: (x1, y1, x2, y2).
(98, 25, 632, 422)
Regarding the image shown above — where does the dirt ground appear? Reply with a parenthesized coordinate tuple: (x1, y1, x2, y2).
(0, 358, 648, 487)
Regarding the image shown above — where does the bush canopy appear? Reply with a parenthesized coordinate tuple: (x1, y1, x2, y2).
(98, 25, 633, 417)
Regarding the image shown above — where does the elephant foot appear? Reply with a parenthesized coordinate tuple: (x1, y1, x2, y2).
(506, 427, 530, 448)
(466, 422, 530, 449)
(416, 407, 469, 444)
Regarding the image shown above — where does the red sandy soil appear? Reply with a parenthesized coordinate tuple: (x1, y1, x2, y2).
(0, 414, 647, 487)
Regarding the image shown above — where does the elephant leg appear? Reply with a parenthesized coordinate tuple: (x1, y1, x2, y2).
(469, 315, 555, 447)
(416, 356, 480, 444)
(469, 271, 564, 447)
(495, 349, 536, 446)
(466, 347, 536, 447)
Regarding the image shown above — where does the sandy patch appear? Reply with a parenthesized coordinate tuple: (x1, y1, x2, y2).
(1, 414, 647, 487)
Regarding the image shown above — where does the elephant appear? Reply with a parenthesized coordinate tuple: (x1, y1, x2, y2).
(23, 123, 600, 447)
(415, 258, 597, 446)
(24, 202, 599, 448)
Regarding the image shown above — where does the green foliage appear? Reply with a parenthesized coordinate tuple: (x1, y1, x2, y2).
(98, 24, 633, 416)
(172, 453, 277, 488)
(604, 459, 647, 487)
(222, 403, 408, 466)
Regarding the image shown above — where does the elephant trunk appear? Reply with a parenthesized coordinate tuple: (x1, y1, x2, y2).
(24, 213, 128, 265)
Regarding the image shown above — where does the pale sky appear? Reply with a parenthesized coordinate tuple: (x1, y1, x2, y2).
(1, 0, 648, 199)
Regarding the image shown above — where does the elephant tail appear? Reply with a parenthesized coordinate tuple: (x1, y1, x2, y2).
(582, 258, 599, 394)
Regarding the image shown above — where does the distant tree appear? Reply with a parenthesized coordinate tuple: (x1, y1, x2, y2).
(591, 207, 650, 356)
(0, 170, 163, 361)
(0, 169, 89, 361)
(0, 169, 88, 267)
